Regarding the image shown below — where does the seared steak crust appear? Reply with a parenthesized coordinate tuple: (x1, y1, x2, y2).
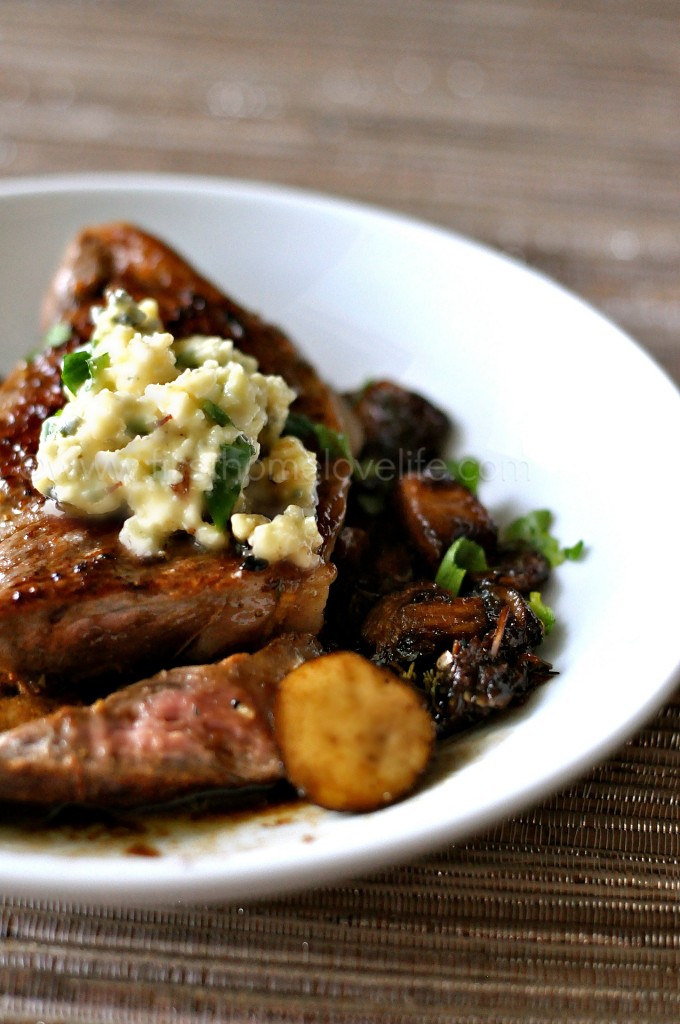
(0, 633, 322, 807)
(0, 224, 350, 687)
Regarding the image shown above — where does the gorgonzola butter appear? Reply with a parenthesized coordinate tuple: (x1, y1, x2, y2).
(32, 290, 323, 566)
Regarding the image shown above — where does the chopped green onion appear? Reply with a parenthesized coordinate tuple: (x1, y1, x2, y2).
(528, 591, 556, 635)
(174, 350, 199, 370)
(61, 348, 109, 396)
(43, 322, 72, 350)
(91, 351, 110, 375)
(446, 456, 481, 494)
(40, 408, 80, 441)
(435, 537, 488, 597)
(201, 399, 233, 428)
(61, 349, 93, 395)
(204, 436, 254, 531)
(283, 411, 352, 463)
(563, 540, 585, 560)
(315, 422, 352, 461)
(125, 418, 152, 438)
(504, 509, 584, 567)
(58, 417, 79, 438)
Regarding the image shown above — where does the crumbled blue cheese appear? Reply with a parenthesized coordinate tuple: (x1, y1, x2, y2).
(232, 506, 322, 569)
(32, 290, 323, 565)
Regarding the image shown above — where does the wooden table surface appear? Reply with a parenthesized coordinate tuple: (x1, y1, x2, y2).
(0, 2, 679, 1022)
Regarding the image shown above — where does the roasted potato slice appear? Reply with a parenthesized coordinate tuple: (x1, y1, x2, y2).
(275, 651, 435, 812)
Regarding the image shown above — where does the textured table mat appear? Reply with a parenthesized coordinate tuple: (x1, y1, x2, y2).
(0, 1, 679, 1021)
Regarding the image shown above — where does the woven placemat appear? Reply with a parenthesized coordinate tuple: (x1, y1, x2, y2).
(0, 685, 677, 1024)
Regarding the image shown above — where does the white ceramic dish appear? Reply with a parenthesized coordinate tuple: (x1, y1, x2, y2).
(0, 173, 678, 906)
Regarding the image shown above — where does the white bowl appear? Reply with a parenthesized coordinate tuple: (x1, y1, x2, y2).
(0, 173, 678, 905)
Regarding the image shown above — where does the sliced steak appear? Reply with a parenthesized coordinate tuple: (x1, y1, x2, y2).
(0, 633, 322, 807)
(0, 223, 350, 688)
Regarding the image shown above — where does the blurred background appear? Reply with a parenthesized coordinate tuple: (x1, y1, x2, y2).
(1, 0, 678, 381)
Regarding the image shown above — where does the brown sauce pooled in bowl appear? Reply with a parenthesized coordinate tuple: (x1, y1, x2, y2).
(0, 781, 309, 859)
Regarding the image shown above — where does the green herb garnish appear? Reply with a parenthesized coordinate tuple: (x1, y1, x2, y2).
(201, 400, 233, 428)
(174, 350, 199, 370)
(125, 418, 152, 438)
(91, 351, 110, 375)
(283, 412, 352, 463)
(43, 322, 72, 350)
(446, 456, 481, 495)
(528, 591, 556, 635)
(40, 407, 80, 441)
(503, 509, 584, 568)
(435, 537, 488, 597)
(61, 348, 110, 396)
(61, 349, 92, 394)
(204, 436, 254, 531)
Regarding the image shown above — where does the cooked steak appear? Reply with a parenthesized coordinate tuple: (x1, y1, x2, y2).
(0, 633, 322, 807)
(0, 224, 350, 687)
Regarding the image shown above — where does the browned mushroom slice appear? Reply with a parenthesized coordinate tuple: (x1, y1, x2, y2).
(475, 582, 545, 656)
(346, 380, 450, 463)
(394, 472, 497, 568)
(427, 639, 554, 735)
(361, 581, 488, 662)
(468, 543, 551, 595)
